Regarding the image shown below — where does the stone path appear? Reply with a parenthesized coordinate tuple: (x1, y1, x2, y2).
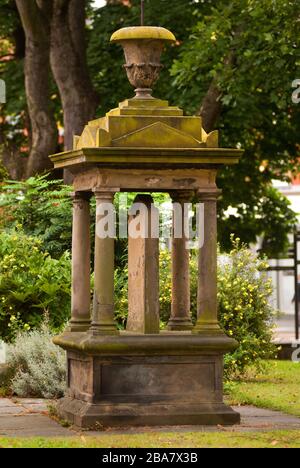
(0, 398, 75, 437)
(0, 398, 300, 437)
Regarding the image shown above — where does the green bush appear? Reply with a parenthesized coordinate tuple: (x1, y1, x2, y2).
(0, 175, 73, 258)
(6, 322, 66, 399)
(218, 237, 277, 378)
(0, 229, 71, 342)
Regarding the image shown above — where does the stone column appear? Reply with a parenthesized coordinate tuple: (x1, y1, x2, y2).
(69, 192, 91, 332)
(193, 189, 222, 334)
(127, 194, 160, 334)
(168, 191, 193, 331)
(90, 191, 118, 335)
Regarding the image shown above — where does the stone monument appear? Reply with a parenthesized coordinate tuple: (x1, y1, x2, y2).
(51, 25, 243, 428)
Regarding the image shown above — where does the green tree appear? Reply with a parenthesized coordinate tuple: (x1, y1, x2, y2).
(171, 0, 300, 255)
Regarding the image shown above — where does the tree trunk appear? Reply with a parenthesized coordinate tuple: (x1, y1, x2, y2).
(50, 0, 99, 153)
(15, 0, 58, 178)
(0, 143, 27, 180)
(0, 118, 27, 180)
(198, 80, 222, 134)
(199, 45, 238, 133)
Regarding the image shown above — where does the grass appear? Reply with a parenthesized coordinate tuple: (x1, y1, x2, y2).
(227, 360, 300, 417)
(0, 431, 300, 448)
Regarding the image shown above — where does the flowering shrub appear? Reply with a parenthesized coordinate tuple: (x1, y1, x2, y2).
(0, 229, 71, 342)
(6, 322, 66, 398)
(218, 237, 276, 378)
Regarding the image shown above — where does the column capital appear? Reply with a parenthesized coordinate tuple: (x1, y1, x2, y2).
(169, 190, 195, 203)
(93, 190, 116, 202)
(197, 189, 222, 202)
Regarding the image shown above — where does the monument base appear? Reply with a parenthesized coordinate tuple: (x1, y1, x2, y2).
(57, 397, 240, 428)
(54, 333, 240, 428)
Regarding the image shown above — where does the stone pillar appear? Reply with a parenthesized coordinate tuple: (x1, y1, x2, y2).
(193, 189, 222, 334)
(90, 191, 118, 335)
(127, 194, 160, 334)
(168, 191, 193, 331)
(69, 192, 91, 332)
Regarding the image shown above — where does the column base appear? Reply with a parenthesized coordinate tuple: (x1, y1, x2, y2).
(89, 325, 119, 336)
(193, 321, 224, 335)
(67, 320, 91, 333)
(167, 317, 193, 331)
(57, 397, 240, 429)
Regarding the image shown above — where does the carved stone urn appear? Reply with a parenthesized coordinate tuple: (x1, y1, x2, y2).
(110, 26, 176, 99)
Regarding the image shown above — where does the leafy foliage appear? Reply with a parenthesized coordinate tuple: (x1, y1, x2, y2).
(0, 174, 73, 258)
(0, 228, 71, 342)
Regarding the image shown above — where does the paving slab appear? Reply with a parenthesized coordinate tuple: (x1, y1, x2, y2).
(238, 406, 300, 430)
(12, 398, 47, 405)
(86, 406, 300, 436)
(0, 399, 15, 407)
(1, 399, 300, 437)
(0, 415, 75, 437)
(12, 399, 49, 413)
(0, 406, 25, 416)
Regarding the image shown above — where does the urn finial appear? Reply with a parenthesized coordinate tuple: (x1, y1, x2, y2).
(110, 26, 176, 99)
